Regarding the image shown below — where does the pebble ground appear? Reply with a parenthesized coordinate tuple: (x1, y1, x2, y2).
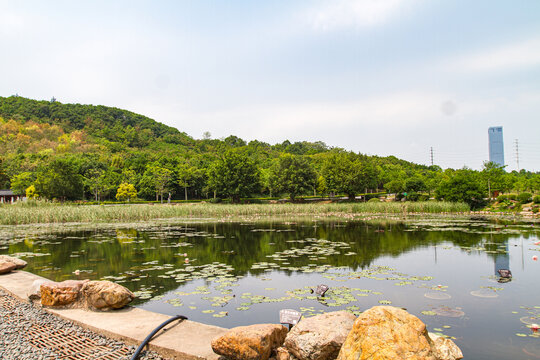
(0, 288, 166, 360)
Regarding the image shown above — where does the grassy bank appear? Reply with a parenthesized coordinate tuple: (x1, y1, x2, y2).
(0, 201, 470, 225)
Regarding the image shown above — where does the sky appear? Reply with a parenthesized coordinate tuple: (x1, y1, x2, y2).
(1, 0, 540, 171)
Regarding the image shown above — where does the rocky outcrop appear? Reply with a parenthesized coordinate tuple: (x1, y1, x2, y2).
(0, 255, 27, 273)
(336, 306, 463, 360)
(83, 280, 135, 310)
(284, 311, 356, 360)
(211, 324, 288, 360)
(39, 279, 134, 311)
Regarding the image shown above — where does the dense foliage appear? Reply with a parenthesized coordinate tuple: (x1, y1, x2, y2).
(1, 96, 539, 207)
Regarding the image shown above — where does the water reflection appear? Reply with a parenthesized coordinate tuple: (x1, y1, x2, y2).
(0, 218, 539, 360)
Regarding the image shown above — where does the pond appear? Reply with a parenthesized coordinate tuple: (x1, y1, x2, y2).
(1, 216, 539, 359)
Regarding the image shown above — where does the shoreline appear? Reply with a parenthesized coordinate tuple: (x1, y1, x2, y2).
(0, 270, 226, 360)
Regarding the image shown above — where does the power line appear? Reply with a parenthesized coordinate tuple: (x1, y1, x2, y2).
(514, 139, 520, 172)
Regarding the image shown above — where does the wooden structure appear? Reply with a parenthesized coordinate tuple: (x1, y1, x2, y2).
(0, 190, 23, 203)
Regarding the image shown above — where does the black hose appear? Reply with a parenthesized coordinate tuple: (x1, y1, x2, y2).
(130, 314, 187, 360)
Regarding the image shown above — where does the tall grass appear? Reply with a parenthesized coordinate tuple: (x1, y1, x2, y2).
(0, 201, 470, 225)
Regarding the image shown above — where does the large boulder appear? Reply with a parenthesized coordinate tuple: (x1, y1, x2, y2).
(211, 324, 288, 360)
(284, 311, 356, 360)
(0, 255, 27, 270)
(40, 280, 88, 306)
(82, 280, 135, 310)
(0, 261, 17, 274)
(40, 279, 134, 310)
(336, 306, 463, 360)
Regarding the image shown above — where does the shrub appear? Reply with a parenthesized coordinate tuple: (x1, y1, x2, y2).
(497, 195, 508, 202)
(533, 195, 540, 204)
(368, 197, 380, 203)
(518, 192, 532, 204)
(508, 194, 517, 201)
(532, 207, 539, 214)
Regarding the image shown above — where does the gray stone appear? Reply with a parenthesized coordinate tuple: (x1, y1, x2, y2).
(284, 311, 356, 360)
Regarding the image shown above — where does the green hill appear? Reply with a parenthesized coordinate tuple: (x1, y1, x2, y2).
(1, 95, 535, 205)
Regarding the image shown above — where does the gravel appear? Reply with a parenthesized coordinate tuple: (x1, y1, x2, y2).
(0, 288, 166, 360)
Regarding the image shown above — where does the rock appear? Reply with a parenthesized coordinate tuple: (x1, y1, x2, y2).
(212, 324, 288, 360)
(40, 280, 88, 306)
(429, 333, 464, 360)
(337, 306, 463, 360)
(28, 279, 48, 301)
(0, 261, 17, 274)
(82, 280, 135, 310)
(0, 255, 27, 270)
(276, 347, 294, 360)
(284, 311, 356, 360)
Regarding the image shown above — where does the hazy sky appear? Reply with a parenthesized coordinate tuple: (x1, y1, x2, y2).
(1, 0, 540, 171)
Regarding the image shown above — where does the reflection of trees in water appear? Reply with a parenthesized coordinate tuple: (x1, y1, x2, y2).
(1, 220, 529, 298)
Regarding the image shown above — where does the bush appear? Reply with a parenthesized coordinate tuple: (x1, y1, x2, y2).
(508, 194, 517, 201)
(532, 207, 539, 214)
(497, 195, 508, 202)
(368, 197, 381, 203)
(533, 195, 540, 204)
(518, 192, 532, 204)
(418, 194, 430, 202)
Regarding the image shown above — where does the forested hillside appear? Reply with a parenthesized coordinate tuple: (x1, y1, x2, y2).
(1, 96, 538, 207)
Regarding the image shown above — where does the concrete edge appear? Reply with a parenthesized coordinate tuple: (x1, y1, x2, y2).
(0, 270, 227, 360)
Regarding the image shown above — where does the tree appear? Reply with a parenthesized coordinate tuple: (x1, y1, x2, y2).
(141, 163, 173, 203)
(35, 156, 83, 200)
(83, 168, 106, 201)
(207, 150, 261, 203)
(10, 172, 34, 194)
(435, 169, 485, 209)
(177, 164, 202, 201)
(404, 176, 427, 193)
(116, 183, 137, 202)
(26, 184, 39, 199)
(481, 161, 507, 199)
(322, 152, 378, 200)
(272, 154, 316, 200)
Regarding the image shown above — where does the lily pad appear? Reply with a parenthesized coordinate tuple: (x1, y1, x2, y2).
(424, 292, 452, 300)
(432, 306, 465, 317)
(470, 289, 499, 298)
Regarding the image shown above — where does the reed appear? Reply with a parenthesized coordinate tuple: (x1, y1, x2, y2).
(0, 201, 470, 225)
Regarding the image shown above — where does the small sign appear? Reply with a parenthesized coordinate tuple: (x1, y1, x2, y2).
(315, 284, 329, 297)
(280, 309, 302, 325)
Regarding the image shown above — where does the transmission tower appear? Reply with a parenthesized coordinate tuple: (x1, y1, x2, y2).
(514, 139, 520, 171)
(430, 147, 434, 166)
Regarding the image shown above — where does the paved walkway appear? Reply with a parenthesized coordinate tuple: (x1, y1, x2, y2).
(0, 271, 227, 360)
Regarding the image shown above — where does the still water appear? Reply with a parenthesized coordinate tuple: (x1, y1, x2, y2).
(1, 217, 539, 359)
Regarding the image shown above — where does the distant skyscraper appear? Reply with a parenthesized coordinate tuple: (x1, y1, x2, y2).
(488, 126, 504, 167)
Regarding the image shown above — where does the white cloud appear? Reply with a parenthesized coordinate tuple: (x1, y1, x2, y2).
(304, 0, 411, 31)
(448, 37, 540, 73)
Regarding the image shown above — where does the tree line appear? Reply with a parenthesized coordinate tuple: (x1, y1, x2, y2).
(1, 96, 539, 208)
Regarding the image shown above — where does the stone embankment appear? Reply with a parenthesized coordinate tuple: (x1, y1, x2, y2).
(211, 307, 463, 360)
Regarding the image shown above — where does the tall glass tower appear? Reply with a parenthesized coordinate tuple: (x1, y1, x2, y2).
(488, 126, 504, 167)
